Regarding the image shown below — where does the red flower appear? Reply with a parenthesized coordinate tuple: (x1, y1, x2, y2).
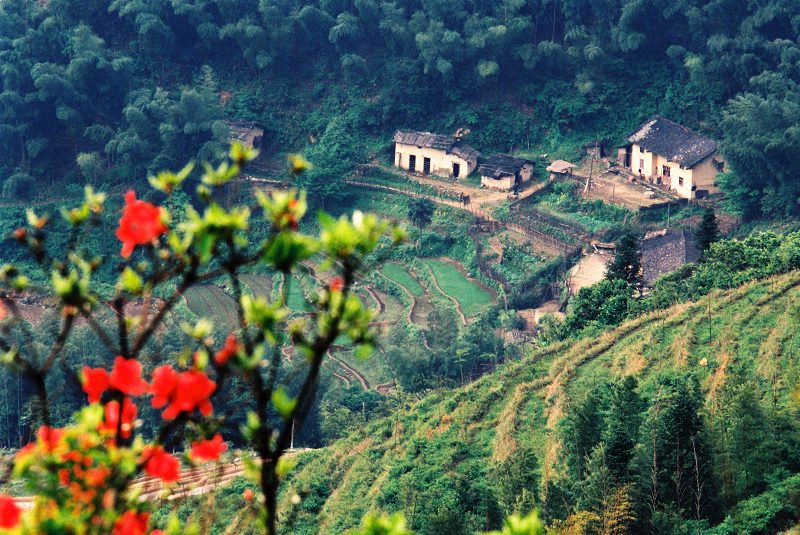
(101, 398, 137, 439)
(85, 466, 111, 487)
(149, 365, 178, 408)
(142, 446, 180, 483)
(109, 357, 148, 396)
(243, 488, 253, 502)
(213, 333, 240, 366)
(37, 425, 64, 452)
(0, 495, 20, 529)
(82, 366, 109, 403)
(151, 369, 215, 420)
(116, 190, 168, 258)
(190, 433, 227, 462)
(112, 510, 149, 535)
(330, 276, 344, 293)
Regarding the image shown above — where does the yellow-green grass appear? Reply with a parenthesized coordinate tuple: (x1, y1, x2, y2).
(381, 263, 425, 296)
(422, 259, 493, 316)
(272, 271, 800, 533)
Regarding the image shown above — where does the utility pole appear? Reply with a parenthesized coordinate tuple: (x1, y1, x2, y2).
(583, 143, 596, 197)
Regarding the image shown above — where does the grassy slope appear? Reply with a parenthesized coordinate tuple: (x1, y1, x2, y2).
(421, 259, 494, 317)
(270, 270, 800, 533)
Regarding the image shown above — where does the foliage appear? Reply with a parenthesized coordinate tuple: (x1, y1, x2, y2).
(0, 144, 399, 534)
(606, 231, 642, 287)
(277, 270, 800, 533)
(406, 198, 435, 229)
(4, 0, 800, 219)
(696, 208, 720, 252)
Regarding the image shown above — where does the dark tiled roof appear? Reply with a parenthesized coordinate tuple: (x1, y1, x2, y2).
(477, 154, 532, 179)
(394, 130, 481, 164)
(627, 116, 718, 168)
(641, 229, 700, 285)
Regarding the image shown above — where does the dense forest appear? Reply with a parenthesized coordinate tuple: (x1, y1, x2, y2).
(3, 1, 800, 533)
(3, 0, 800, 216)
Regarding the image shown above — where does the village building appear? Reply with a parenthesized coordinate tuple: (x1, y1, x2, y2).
(620, 116, 725, 199)
(225, 120, 265, 151)
(546, 160, 576, 180)
(582, 140, 608, 159)
(641, 228, 701, 287)
(477, 154, 534, 191)
(393, 130, 480, 179)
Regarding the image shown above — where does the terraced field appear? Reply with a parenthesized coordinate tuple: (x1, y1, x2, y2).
(381, 263, 425, 296)
(281, 274, 312, 314)
(422, 258, 494, 317)
(268, 271, 800, 534)
(239, 274, 274, 299)
(379, 264, 434, 328)
(182, 285, 239, 331)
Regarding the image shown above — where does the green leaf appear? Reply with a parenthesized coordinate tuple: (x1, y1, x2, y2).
(230, 141, 259, 165)
(117, 267, 143, 294)
(271, 386, 297, 420)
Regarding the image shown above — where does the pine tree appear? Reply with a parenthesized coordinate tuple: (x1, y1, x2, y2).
(695, 207, 720, 252)
(607, 232, 641, 287)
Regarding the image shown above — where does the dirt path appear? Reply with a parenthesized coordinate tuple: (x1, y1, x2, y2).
(568, 253, 611, 294)
(344, 180, 575, 256)
(362, 286, 385, 314)
(405, 174, 546, 210)
(328, 352, 370, 390)
(376, 271, 433, 329)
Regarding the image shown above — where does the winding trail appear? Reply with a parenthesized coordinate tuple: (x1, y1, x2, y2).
(328, 351, 370, 390)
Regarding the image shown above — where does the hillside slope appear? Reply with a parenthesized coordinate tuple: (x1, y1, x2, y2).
(191, 271, 800, 534)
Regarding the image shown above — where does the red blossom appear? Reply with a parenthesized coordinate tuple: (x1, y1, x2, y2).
(149, 365, 178, 408)
(150, 368, 215, 420)
(213, 333, 240, 366)
(37, 425, 64, 452)
(15, 442, 35, 459)
(109, 357, 148, 396)
(243, 488, 254, 502)
(112, 510, 150, 535)
(82, 366, 109, 403)
(101, 397, 137, 439)
(85, 466, 111, 487)
(190, 433, 227, 462)
(0, 494, 21, 529)
(142, 446, 180, 483)
(330, 276, 344, 293)
(116, 190, 168, 258)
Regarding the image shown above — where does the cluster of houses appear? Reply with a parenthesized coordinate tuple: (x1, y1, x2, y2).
(393, 130, 534, 192)
(393, 115, 725, 200)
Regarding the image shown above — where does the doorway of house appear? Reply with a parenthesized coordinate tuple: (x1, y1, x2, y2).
(409, 155, 416, 172)
(452, 162, 460, 178)
(423, 157, 431, 175)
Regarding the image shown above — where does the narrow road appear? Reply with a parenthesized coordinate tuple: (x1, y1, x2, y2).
(345, 179, 576, 256)
(241, 172, 577, 255)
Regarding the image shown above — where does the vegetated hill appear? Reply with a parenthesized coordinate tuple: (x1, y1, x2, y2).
(269, 271, 800, 534)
